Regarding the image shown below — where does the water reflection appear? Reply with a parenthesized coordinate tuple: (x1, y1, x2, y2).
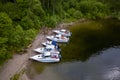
(32, 47, 120, 80)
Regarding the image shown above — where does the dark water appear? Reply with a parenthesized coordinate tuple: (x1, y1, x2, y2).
(27, 19, 120, 80)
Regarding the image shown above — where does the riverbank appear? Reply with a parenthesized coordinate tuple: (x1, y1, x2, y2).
(0, 19, 87, 80)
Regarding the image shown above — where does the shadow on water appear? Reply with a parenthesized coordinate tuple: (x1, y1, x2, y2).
(61, 19, 120, 62)
(26, 60, 59, 79)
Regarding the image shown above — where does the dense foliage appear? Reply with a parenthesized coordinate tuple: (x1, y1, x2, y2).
(0, 0, 119, 64)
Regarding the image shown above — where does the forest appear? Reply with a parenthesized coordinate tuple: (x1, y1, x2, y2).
(0, 0, 120, 64)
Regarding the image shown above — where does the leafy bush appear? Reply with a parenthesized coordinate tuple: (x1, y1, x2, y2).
(44, 15, 59, 27)
(79, 0, 108, 19)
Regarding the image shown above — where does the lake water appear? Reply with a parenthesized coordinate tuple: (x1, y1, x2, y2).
(27, 19, 120, 80)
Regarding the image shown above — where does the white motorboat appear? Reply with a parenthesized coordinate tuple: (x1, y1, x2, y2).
(46, 34, 69, 43)
(42, 40, 58, 47)
(33, 45, 60, 54)
(53, 29, 71, 37)
(29, 53, 61, 63)
(42, 40, 52, 46)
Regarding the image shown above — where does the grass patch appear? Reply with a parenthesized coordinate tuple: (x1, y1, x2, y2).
(10, 69, 25, 80)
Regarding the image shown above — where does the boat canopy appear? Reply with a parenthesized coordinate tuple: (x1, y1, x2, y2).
(51, 41, 57, 46)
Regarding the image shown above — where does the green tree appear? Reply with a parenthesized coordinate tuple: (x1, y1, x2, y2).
(8, 25, 24, 48)
(0, 12, 13, 62)
(0, 12, 13, 37)
(44, 15, 58, 27)
(20, 16, 34, 30)
(79, 0, 108, 19)
(30, 0, 45, 17)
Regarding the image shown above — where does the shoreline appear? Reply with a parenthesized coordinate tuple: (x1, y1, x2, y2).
(0, 19, 87, 80)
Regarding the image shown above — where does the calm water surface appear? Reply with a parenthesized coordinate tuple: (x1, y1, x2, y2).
(27, 19, 120, 80)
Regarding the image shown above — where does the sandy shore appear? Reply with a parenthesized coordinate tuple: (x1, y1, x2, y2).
(0, 19, 86, 80)
(0, 27, 49, 80)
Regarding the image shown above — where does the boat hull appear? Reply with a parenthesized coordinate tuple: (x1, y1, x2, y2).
(53, 30, 71, 37)
(30, 54, 60, 63)
(46, 36, 69, 43)
(33, 47, 60, 54)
